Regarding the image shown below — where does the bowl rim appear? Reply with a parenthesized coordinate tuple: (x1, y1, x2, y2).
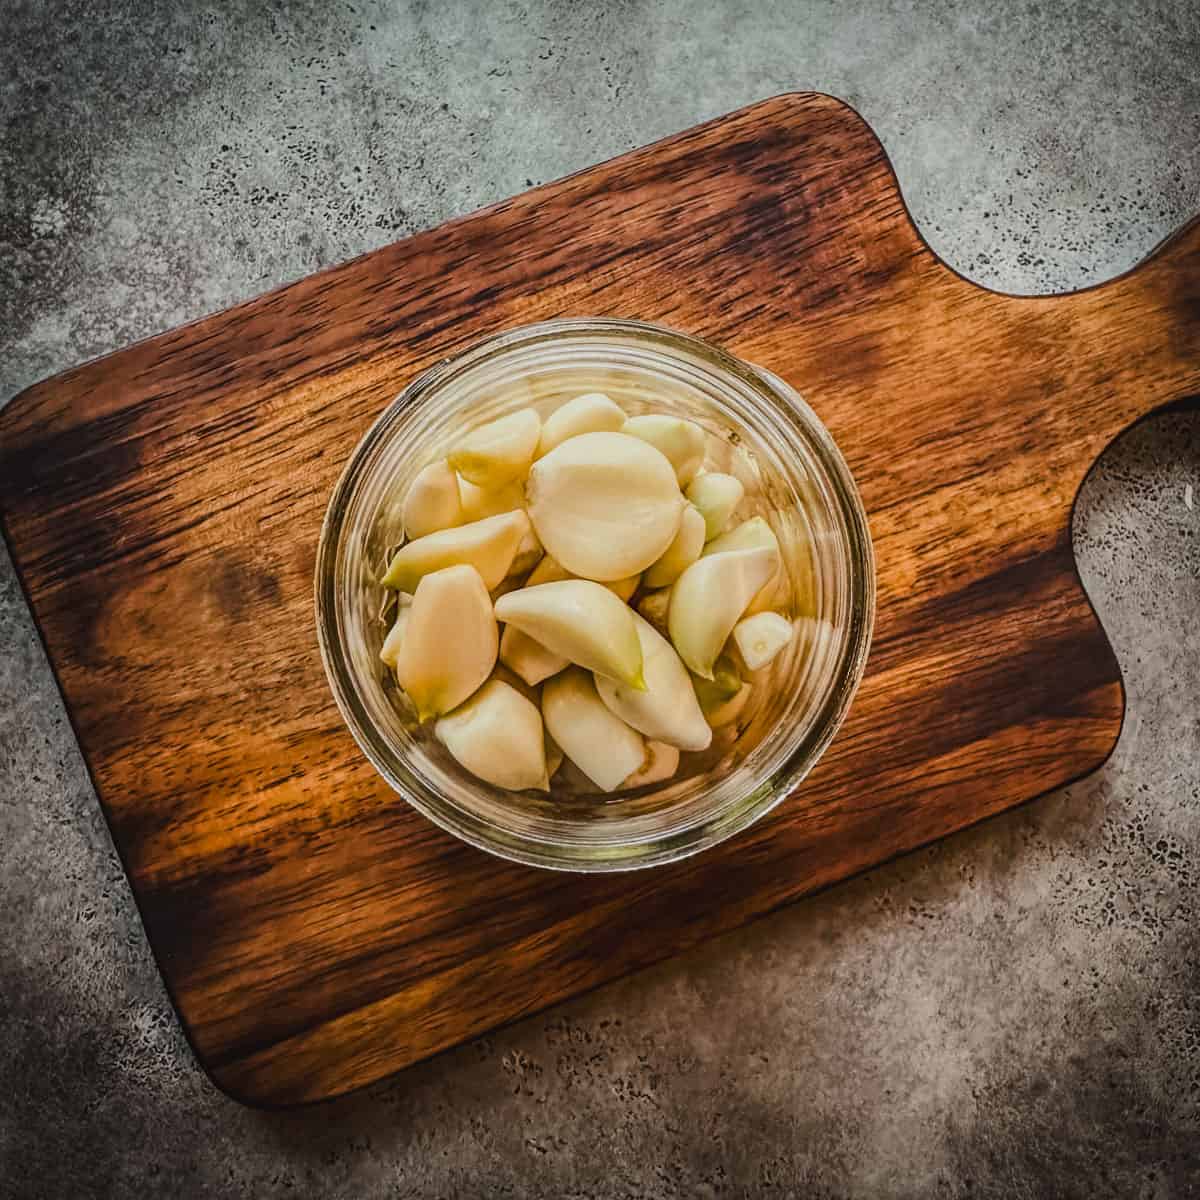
(315, 317, 875, 871)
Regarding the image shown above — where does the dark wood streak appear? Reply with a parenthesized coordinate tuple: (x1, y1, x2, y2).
(1, 93, 1198, 1107)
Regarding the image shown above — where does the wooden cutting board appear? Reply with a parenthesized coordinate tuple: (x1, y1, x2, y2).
(2, 93, 1197, 1107)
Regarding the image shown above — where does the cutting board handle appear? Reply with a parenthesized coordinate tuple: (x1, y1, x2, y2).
(1064, 210, 1200, 438)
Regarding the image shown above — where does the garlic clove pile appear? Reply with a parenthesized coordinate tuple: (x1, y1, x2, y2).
(380, 384, 806, 799)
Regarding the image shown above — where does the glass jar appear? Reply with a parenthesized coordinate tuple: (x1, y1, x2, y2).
(315, 318, 874, 871)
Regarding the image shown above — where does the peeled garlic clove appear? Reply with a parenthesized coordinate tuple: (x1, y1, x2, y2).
(733, 611, 794, 671)
(527, 431, 685, 580)
(606, 573, 640, 602)
(395, 564, 498, 721)
(508, 524, 543, 578)
(542, 668, 646, 792)
(500, 623, 569, 687)
(687, 472, 745, 541)
(447, 408, 541, 487)
(537, 392, 626, 458)
(623, 740, 680, 788)
(381, 510, 529, 592)
(706, 516, 784, 615)
(743, 576, 785, 617)
(668, 546, 778, 678)
(745, 533, 810, 618)
(596, 612, 711, 751)
(704, 515, 778, 557)
(544, 732, 565, 779)
(524, 553, 574, 587)
(702, 681, 753, 728)
(379, 602, 412, 669)
(621, 414, 706, 486)
(490, 662, 539, 706)
(402, 460, 463, 539)
(643, 503, 706, 588)
(522, 553, 636, 598)
(495, 580, 645, 689)
(435, 678, 548, 791)
(636, 588, 672, 636)
(458, 476, 525, 523)
(491, 575, 529, 604)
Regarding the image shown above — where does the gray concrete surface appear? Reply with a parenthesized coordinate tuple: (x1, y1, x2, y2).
(2, 1, 1199, 1195)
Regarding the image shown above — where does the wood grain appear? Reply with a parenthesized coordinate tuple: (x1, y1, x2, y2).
(2, 93, 1198, 1106)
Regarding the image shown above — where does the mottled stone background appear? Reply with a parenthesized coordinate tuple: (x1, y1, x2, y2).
(2, 2, 1199, 1196)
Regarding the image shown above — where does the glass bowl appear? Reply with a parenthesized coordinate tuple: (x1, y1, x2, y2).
(315, 318, 874, 871)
